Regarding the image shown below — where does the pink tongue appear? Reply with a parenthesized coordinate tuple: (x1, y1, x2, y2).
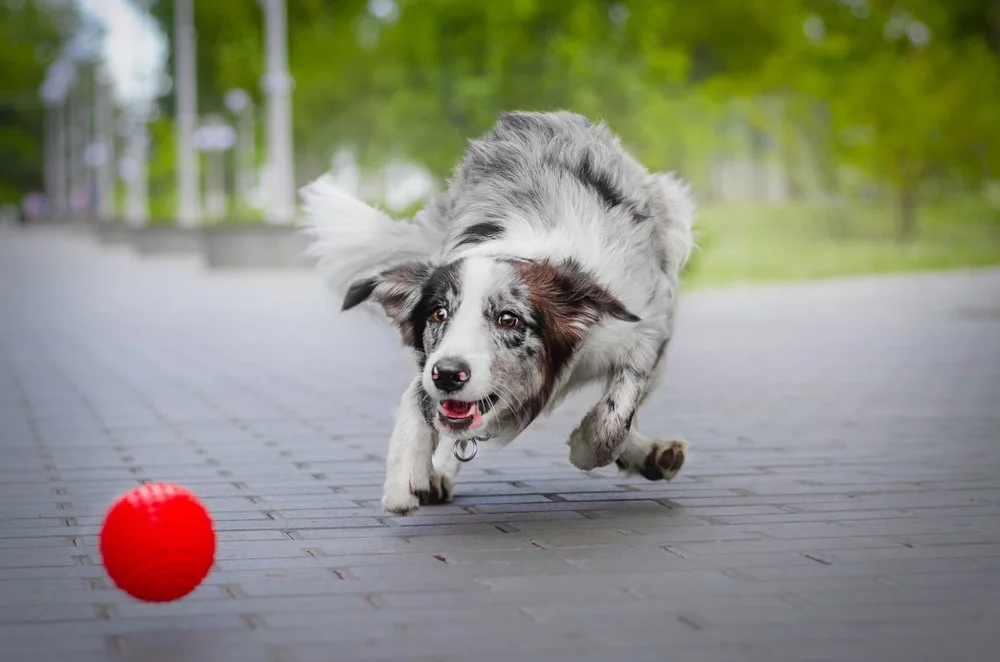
(443, 401, 473, 417)
(469, 407, 484, 430)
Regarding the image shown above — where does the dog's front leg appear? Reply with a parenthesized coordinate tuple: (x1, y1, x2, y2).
(382, 378, 435, 515)
(568, 361, 652, 471)
(425, 438, 461, 504)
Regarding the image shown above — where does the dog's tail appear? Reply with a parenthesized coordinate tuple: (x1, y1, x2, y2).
(646, 172, 697, 280)
(299, 175, 444, 301)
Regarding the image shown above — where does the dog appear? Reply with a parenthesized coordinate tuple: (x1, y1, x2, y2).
(301, 111, 695, 515)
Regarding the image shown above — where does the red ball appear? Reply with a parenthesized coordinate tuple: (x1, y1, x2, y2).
(99, 482, 216, 603)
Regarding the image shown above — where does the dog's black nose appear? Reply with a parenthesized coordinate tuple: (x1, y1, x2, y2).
(432, 359, 471, 393)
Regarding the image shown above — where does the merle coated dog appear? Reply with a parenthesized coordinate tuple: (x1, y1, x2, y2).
(302, 111, 695, 514)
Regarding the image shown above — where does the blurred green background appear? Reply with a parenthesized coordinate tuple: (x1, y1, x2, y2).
(2, 0, 999, 287)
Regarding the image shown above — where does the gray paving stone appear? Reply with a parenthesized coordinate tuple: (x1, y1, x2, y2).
(280, 626, 597, 661)
(3, 634, 110, 655)
(0, 613, 249, 637)
(114, 594, 371, 618)
(1, 228, 999, 661)
(0, 603, 101, 623)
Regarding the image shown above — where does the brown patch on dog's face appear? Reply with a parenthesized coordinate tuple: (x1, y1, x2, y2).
(514, 258, 639, 418)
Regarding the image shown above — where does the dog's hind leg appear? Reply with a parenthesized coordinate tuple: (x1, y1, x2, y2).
(614, 430, 687, 481)
(567, 339, 665, 471)
(614, 334, 688, 481)
(568, 327, 689, 478)
(381, 378, 436, 515)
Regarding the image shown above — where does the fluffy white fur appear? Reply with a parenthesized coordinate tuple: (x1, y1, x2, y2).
(301, 111, 695, 514)
(300, 177, 445, 301)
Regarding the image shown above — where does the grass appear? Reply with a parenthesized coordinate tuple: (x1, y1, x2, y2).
(682, 197, 1000, 289)
(123, 189, 1000, 288)
(144, 211, 266, 228)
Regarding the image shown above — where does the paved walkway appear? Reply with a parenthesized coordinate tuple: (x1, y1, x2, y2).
(1, 224, 999, 662)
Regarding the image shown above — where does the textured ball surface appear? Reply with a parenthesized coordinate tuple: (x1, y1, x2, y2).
(99, 482, 216, 603)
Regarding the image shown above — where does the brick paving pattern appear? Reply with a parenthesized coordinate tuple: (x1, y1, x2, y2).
(1, 224, 999, 662)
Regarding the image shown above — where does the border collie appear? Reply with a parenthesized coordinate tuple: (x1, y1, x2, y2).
(301, 111, 695, 514)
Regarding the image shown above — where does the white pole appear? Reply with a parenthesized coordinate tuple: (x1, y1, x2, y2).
(175, 0, 200, 226)
(41, 54, 76, 218)
(261, 0, 295, 225)
(48, 101, 68, 216)
(124, 108, 150, 227)
(80, 66, 94, 217)
(93, 71, 115, 222)
(200, 114, 229, 220)
(206, 151, 227, 219)
(66, 81, 81, 214)
(225, 89, 255, 209)
(43, 102, 55, 213)
(123, 0, 155, 226)
(240, 103, 255, 207)
(56, 100, 68, 215)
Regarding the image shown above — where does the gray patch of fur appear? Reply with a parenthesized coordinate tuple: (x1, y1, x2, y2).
(431, 111, 658, 248)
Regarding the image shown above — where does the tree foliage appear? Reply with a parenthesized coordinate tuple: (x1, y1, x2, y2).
(0, 0, 66, 204)
(196, 1, 993, 230)
(8, 0, 997, 234)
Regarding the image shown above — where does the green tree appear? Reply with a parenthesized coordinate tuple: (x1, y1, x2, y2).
(806, 0, 1000, 237)
(0, 0, 65, 205)
(145, 0, 999, 228)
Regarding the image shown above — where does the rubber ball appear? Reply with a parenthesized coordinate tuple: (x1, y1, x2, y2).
(99, 482, 216, 602)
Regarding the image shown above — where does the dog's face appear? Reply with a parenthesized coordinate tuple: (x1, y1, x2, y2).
(343, 255, 638, 439)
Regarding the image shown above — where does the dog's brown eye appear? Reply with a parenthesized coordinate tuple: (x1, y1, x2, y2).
(497, 312, 519, 328)
(431, 307, 448, 323)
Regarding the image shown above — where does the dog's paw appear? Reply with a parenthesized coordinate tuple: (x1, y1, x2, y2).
(616, 439, 687, 481)
(568, 409, 626, 471)
(568, 428, 601, 471)
(417, 471, 454, 505)
(382, 487, 420, 515)
(381, 474, 428, 515)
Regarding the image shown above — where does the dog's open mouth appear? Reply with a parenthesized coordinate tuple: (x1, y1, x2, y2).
(437, 394, 499, 431)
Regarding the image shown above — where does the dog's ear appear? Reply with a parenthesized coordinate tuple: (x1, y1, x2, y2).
(342, 261, 432, 344)
(551, 259, 640, 325)
(517, 259, 639, 343)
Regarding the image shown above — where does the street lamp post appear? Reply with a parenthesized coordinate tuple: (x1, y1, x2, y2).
(122, 0, 161, 227)
(38, 4, 101, 220)
(40, 57, 75, 217)
(55, 100, 69, 216)
(175, 0, 200, 226)
(260, 0, 295, 225)
(66, 70, 85, 214)
(225, 88, 255, 210)
(194, 115, 236, 221)
(43, 102, 58, 214)
(63, 32, 99, 218)
(92, 69, 115, 222)
(122, 104, 150, 227)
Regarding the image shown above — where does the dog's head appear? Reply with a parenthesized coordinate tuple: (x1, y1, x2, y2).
(343, 255, 638, 439)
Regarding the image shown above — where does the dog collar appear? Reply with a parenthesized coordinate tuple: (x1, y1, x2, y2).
(453, 435, 491, 462)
